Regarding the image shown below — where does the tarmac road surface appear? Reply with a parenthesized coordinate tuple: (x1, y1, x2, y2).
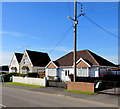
(2, 87, 118, 107)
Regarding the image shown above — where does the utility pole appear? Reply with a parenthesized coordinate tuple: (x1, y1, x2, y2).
(68, 1, 84, 82)
(73, 0, 77, 82)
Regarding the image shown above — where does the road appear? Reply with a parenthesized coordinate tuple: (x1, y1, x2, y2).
(2, 87, 118, 107)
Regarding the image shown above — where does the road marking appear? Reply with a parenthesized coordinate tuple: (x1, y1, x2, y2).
(3, 86, 118, 107)
(0, 104, 6, 107)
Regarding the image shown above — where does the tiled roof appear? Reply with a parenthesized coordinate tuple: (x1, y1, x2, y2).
(26, 50, 51, 67)
(15, 53, 23, 63)
(55, 50, 115, 67)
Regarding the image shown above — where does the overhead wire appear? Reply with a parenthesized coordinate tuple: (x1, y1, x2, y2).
(78, 2, 118, 15)
(33, 25, 73, 64)
(49, 25, 73, 54)
(84, 15, 118, 39)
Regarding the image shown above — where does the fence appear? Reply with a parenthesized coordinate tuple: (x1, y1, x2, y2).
(13, 76, 46, 86)
(47, 81, 67, 89)
(96, 80, 120, 95)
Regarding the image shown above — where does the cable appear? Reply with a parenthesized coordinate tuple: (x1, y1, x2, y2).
(33, 25, 73, 65)
(49, 25, 73, 53)
(78, 3, 118, 15)
(84, 15, 118, 39)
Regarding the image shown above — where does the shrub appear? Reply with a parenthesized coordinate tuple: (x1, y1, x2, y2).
(37, 75, 45, 78)
(27, 72, 39, 78)
(2, 72, 18, 82)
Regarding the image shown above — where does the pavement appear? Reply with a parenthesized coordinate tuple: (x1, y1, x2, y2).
(2, 82, 120, 107)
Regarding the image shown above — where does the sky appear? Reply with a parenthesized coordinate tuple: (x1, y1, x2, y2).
(1, 2, 118, 65)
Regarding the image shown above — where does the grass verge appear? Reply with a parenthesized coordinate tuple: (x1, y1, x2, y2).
(64, 90, 97, 95)
(5, 82, 44, 88)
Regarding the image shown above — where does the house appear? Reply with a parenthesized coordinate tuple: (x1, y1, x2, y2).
(20, 50, 51, 74)
(45, 49, 116, 82)
(9, 53, 23, 73)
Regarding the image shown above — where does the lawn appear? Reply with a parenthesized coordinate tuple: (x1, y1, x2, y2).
(5, 82, 44, 88)
(64, 90, 97, 95)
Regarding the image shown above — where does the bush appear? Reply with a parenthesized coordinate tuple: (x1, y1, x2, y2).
(26, 72, 39, 78)
(2, 72, 18, 82)
(37, 75, 45, 78)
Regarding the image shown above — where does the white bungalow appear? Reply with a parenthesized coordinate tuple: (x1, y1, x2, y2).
(45, 49, 116, 82)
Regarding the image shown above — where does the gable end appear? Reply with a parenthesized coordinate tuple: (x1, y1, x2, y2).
(76, 60, 89, 67)
(47, 62, 57, 69)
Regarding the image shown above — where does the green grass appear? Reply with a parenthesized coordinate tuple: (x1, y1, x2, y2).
(64, 90, 97, 95)
(5, 82, 44, 88)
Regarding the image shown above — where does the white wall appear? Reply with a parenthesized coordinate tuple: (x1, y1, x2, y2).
(9, 54, 19, 73)
(13, 76, 46, 86)
(32, 67, 45, 73)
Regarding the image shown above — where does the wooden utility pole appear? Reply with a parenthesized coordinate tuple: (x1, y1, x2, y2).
(68, 1, 84, 82)
(73, 0, 78, 82)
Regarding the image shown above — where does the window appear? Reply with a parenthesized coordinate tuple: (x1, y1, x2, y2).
(22, 67, 29, 74)
(37, 69, 44, 73)
(11, 67, 17, 72)
(23, 59, 28, 64)
(65, 70, 70, 76)
(48, 69, 56, 76)
(77, 67, 88, 77)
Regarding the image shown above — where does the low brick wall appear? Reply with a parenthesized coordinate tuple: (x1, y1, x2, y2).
(13, 76, 46, 87)
(67, 82, 94, 93)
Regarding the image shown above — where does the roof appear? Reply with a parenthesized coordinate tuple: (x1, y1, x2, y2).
(26, 50, 51, 67)
(15, 53, 23, 63)
(108, 68, 120, 71)
(0, 66, 9, 71)
(55, 49, 115, 67)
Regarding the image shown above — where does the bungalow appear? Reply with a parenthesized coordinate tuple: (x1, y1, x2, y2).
(45, 49, 116, 82)
(20, 50, 51, 74)
(9, 53, 23, 73)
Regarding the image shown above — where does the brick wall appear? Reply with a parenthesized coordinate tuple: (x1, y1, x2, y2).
(47, 63, 56, 69)
(67, 82, 94, 93)
(76, 60, 89, 67)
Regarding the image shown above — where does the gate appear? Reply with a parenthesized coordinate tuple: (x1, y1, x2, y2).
(95, 80, 120, 95)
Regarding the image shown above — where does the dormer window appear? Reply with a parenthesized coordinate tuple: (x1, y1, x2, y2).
(23, 59, 28, 64)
